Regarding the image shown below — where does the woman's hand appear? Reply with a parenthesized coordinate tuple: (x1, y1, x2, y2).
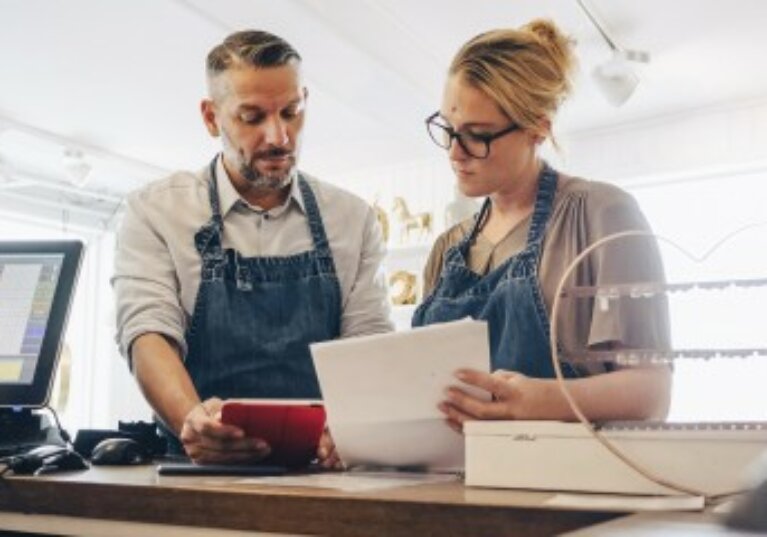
(438, 365, 672, 431)
(179, 397, 271, 464)
(438, 368, 550, 431)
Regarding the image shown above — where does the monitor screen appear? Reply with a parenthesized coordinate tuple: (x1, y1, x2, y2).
(0, 241, 83, 407)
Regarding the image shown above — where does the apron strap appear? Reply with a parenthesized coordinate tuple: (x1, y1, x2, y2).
(297, 175, 333, 256)
(194, 157, 225, 258)
(525, 162, 558, 246)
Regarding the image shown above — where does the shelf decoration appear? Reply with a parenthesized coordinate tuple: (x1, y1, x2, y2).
(388, 270, 418, 305)
(371, 200, 390, 244)
(465, 228, 767, 500)
(548, 229, 767, 498)
(391, 197, 432, 245)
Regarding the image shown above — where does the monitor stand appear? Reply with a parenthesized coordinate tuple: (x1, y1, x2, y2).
(0, 407, 64, 456)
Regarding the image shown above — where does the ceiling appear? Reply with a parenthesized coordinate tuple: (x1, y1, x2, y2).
(1, 0, 766, 231)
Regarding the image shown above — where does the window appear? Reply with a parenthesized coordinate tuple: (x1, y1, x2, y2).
(630, 168, 767, 422)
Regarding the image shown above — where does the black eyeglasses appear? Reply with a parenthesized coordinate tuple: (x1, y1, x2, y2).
(425, 111, 520, 159)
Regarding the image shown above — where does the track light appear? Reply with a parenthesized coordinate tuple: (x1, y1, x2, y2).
(62, 148, 92, 188)
(577, 0, 650, 107)
(592, 51, 640, 106)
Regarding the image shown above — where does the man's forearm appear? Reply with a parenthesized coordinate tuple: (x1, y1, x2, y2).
(131, 333, 201, 435)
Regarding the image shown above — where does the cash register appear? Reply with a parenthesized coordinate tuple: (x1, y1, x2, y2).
(0, 240, 83, 455)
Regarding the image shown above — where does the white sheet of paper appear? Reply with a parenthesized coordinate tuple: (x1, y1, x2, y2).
(311, 319, 490, 471)
(238, 472, 459, 493)
(545, 492, 706, 512)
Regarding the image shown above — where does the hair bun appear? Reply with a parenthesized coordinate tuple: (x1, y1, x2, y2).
(521, 18, 575, 80)
(524, 18, 572, 54)
(526, 19, 558, 42)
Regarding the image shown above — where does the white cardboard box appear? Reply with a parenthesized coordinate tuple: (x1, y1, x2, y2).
(465, 421, 767, 496)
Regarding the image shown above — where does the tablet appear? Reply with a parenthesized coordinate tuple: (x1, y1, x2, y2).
(157, 462, 286, 476)
(221, 400, 326, 468)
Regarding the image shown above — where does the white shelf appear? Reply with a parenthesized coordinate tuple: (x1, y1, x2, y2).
(384, 243, 430, 274)
(390, 304, 417, 331)
(386, 243, 431, 255)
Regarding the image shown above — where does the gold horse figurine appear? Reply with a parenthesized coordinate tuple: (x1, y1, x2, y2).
(391, 197, 432, 244)
(371, 201, 390, 243)
(388, 270, 418, 305)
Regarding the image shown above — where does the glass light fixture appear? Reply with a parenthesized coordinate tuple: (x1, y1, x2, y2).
(592, 50, 640, 107)
(577, 0, 650, 107)
(62, 148, 92, 188)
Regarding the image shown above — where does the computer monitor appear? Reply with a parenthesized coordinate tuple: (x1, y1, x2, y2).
(0, 241, 83, 408)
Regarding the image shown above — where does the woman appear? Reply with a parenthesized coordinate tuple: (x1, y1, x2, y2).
(412, 19, 671, 430)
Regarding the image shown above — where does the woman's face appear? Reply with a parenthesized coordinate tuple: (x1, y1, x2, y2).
(438, 74, 538, 198)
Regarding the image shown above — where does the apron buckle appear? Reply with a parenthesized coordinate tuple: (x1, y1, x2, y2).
(236, 265, 253, 291)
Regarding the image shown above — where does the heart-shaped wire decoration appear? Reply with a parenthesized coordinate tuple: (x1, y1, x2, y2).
(550, 223, 767, 499)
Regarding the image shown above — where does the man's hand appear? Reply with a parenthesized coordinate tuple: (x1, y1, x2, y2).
(316, 429, 343, 470)
(438, 369, 549, 431)
(179, 397, 271, 464)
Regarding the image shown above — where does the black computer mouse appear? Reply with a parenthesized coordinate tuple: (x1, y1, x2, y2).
(8, 444, 89, 475)
(90, 438, 149, 466)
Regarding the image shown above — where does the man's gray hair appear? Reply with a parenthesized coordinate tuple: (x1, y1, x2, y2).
(206, 30, 301, 76)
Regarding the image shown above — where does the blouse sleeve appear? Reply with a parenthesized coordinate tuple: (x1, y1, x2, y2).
(541, 180, 671, 377)
(582, 185, 671, 351)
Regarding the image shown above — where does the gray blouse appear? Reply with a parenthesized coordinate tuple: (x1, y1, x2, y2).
(422, 175, 671, 375)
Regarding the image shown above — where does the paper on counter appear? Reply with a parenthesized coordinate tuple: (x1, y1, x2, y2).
(238, 471, 459, 493)
(311, 319, 490, 471)
(545, 492, 706, 511)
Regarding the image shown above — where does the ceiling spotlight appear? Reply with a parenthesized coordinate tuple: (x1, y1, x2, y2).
(592, 51, 640, 106)
(577, 0, 650, 107)
(62, 148, 92, 188)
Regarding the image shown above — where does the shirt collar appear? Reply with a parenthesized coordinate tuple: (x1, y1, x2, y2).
(214, 154, 306, 218)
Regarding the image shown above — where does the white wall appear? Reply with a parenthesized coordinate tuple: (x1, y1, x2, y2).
(559, 97, 767, 185)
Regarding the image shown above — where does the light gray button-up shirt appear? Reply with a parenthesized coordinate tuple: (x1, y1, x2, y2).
(113, 156, 393, 361)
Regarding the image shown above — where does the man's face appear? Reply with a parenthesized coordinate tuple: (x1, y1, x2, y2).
(202, 62, 306, 193)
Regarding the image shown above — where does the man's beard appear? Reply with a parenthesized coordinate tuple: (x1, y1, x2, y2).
(240, 163, 294, 191)
(239, 147, 296, 191)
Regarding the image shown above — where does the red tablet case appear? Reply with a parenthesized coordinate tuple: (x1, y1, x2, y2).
(221, 402, 326, 467)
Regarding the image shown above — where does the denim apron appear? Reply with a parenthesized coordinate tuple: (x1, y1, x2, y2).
(412, 163, 575, 379)
(163, 159, 342, 452)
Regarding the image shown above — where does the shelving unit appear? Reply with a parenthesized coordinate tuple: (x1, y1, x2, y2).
(541, 272, 767, 496)
(383, 243, 431, 330)
(384, 243, 431, 266)
(561, 276, 767, 299)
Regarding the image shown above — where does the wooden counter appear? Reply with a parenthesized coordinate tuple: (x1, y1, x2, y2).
(0, 465, 624, 536)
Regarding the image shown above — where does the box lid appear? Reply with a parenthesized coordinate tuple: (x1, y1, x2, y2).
(464, 420, 767, 442)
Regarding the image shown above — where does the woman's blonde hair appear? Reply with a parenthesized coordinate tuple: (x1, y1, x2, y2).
(449, 19, 576, 145)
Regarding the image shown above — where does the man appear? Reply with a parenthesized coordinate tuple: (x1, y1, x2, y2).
(113, 30, 392, 465)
